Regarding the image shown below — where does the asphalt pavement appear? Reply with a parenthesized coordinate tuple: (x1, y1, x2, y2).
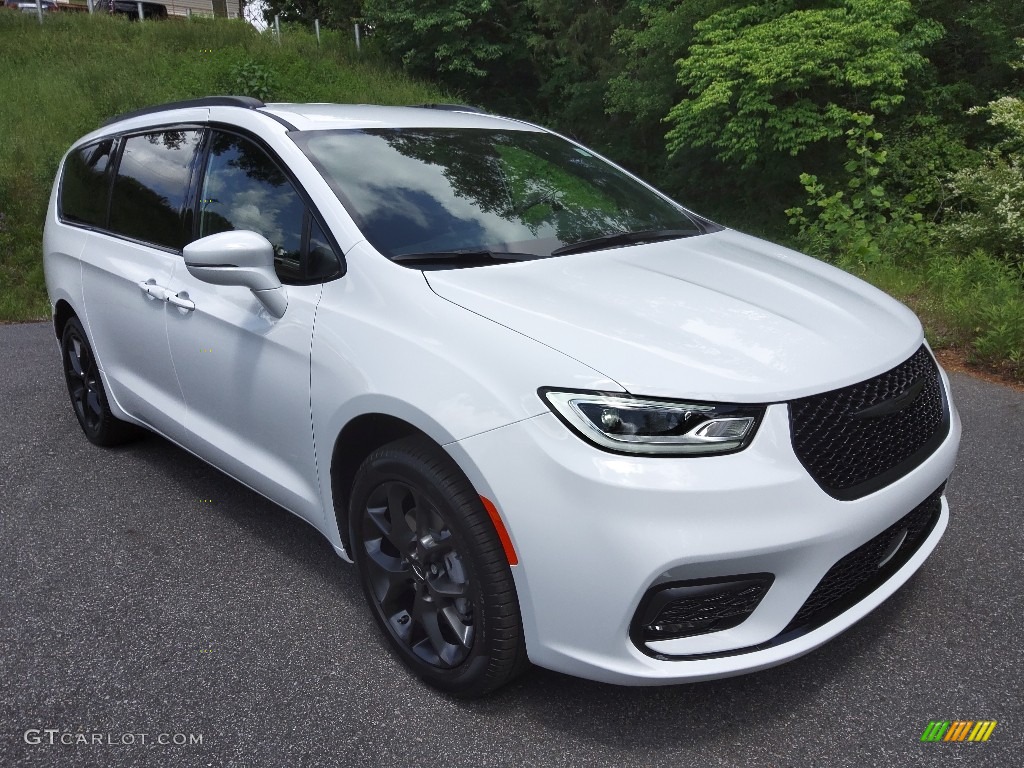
(1, 320, 1021, 767)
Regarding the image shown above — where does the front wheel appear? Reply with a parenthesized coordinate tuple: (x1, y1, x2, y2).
(349, 436, 528, 697)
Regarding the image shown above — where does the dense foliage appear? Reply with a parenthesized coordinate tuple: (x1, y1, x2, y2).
(261, 0, 361, 28)
(663, 0, 942, 168)
(360, 0, 1024, 376)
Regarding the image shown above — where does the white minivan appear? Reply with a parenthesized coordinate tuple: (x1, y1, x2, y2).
(43, 97, 961, 697)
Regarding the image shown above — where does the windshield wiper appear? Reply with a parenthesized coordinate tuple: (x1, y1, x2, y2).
(390, 249, 540, 265)
(550, 228, 703, 257)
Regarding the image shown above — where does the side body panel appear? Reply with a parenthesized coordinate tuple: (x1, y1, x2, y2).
(78, 231, 185, 439)
(164, 266, 324, 525)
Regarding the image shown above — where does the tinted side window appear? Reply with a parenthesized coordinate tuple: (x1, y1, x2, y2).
(199, 132, 307, 282)
(61, 139, 117, 228)
(109, 130, 202, 250)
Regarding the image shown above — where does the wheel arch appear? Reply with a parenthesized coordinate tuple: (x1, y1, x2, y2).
(53, 298, 77, 340)
(329, 412, 434, 554)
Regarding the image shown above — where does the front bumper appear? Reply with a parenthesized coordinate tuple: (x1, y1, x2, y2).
(447, 380, 961, 685)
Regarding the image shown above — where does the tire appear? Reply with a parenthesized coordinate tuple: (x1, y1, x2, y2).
(349, 436, 529, 697)
(60, 316, 142, 446)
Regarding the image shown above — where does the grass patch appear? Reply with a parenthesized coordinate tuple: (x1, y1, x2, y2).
(0, 12, 444, 321)
(838, 252, 1024, 382)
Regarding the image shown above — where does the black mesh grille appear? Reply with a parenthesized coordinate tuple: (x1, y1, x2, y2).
(633, 576, 773, 643)
(789, 346, 948, 499)
(785, 485, 943, 632)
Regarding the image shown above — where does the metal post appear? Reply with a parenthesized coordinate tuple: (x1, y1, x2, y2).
(137, 0, 144, 20)
(186, 7, 191, 17)
(274, 14, 281, 44)
(86, 0, 94, 13)
(35, 0, 43, 23)
(314, 18, 320, 46)
(354, 23, 361, 51)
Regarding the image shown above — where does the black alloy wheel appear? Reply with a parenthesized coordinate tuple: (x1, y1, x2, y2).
(349, 436, 528, 697)
(60, 317, 141, 446)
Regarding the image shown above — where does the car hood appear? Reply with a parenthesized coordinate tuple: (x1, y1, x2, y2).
(424, 229, 923, 402)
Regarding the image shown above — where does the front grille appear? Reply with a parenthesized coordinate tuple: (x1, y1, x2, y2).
(789, 345, 949, 499)
(632, 575, 773, 643)
(785, 484, 944, 633)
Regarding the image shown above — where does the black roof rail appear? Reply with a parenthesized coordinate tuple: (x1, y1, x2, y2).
(409, 103, 488, 114)
(101, 96, 266, 128)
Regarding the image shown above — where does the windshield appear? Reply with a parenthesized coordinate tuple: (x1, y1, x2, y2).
(292, 127, 707, 263)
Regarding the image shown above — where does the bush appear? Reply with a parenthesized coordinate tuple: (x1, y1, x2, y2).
(785, 112, 1024, 379)
(228, 60, 278, 101)
(943, 95, 1024, 267)
(923, 250, 1024, 369)
(785, 114, 931, 269)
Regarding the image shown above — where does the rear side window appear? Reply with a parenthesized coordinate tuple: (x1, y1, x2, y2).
(60, 139, 117, 228)
(109, 130, 202, 250)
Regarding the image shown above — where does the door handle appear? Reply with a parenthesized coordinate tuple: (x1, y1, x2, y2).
(138, 281, 195, 311)
(138, 279, 168, 301)
(166, 292, 196, 311)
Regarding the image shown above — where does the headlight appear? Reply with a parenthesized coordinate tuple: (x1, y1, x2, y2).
(540, 389, 766, 456)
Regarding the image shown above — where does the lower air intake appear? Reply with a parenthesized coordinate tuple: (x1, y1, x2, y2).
(632, 575, 774, 643)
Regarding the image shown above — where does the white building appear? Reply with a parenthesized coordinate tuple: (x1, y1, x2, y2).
(56, 0, 245, 20)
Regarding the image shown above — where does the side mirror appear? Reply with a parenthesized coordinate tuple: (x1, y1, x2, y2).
(183, 230, 288, 318)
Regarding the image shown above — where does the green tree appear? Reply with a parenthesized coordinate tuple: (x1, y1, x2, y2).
(526, 0, 627, 129)
(607, 0, 731, 128)
(664, 0, 943, 169)
(263, 0, 361, 27)
(915, 0, 1024, 118)
(360, 0, 536, 103)
(603, 0, 744, 220)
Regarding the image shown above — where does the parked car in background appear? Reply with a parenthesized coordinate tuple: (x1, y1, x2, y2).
(3, 0, 58, 12)
(104, 0, 166, 19)
(43, 97, 961, 697)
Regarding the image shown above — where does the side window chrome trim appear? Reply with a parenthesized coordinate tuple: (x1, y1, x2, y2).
(78, 226, 186, 257)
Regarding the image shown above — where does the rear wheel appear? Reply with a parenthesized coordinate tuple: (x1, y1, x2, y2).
(349, 436, 528, 697)
(60, 317, 141, 446)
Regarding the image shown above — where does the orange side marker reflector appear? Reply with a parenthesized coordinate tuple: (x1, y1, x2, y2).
(480, 496, 519, 566)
